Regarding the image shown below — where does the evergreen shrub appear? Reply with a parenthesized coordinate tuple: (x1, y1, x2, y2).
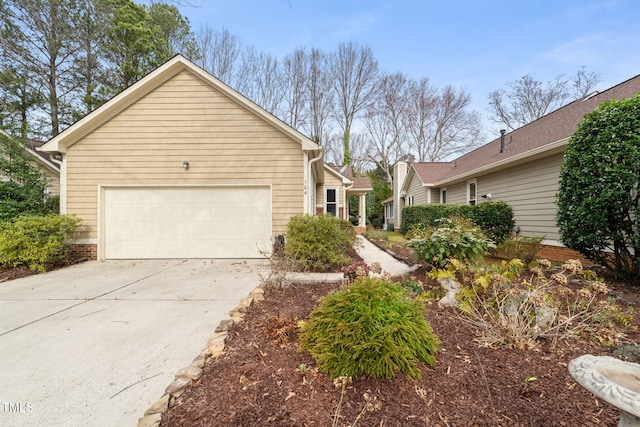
(285, 214, 355, 270)
(299, 276, 439, 380)
(0, 215, 82, 272)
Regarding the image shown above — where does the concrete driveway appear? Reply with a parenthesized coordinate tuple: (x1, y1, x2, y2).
(0, 259, 267, 427)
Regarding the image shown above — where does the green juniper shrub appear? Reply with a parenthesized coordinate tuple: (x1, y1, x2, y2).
(299, 276, 439, 380)
(285, 214, 356, 271)
(406, 217, 496, 268)
(0, 214, 82, 272)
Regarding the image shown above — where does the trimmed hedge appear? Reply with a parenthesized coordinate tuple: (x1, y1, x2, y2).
(401, 201, 514, 244)
(0, 214, 82, 272)
(285, 214, 356, 271)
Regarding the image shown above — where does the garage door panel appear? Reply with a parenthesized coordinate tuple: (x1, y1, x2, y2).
(103, 186, 271, 259)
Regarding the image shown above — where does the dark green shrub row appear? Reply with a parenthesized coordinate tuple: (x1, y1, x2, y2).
(0, 215, 82, 272)
(299, 276, 439, 380)
(401, 201, 515, 244)
(285, 214, 355, 271)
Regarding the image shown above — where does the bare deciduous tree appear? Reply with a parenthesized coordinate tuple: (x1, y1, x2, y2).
(427, 85, 482, 161)
(571, 66, 602, 98)
(488, 69, 602, 131)
(303, 48, 334, 146)
(195, 25, 242, 87)
(329, 41, 378, 165)
(237, 47, 281, 115)
(405, 77, 436, 161)
(364, 72, 411, 184)
(280, 47, 307, 129)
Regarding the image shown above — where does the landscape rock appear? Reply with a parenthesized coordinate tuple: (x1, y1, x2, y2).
(165, 377, 191, 396)
(144, 394, 169, 416)
(192, 353, 206, 368)
(438, 277, 461, 307)
(137, 413, 162, 427)
(614, 343, 640, 363)
(215, 319, 235, 332)
(207, 335, 226, 357)
(175, 366, 202, 381)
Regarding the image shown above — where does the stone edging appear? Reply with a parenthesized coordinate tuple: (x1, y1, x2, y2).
(136, 286, 266, 427)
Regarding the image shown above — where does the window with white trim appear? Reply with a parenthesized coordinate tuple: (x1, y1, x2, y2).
(325, 187, 338, 216)
(406, 195, 414, 206)
(467, 180, 477, 205)
(440, 188, 447, 204)
(385, 203, 394, 218)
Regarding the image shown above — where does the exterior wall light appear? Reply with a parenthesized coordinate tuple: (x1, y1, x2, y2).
(182, 161, 189, 170)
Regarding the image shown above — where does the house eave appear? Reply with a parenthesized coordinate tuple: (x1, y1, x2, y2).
(41, 55, 320, 154)
(433, 138, 569, 187)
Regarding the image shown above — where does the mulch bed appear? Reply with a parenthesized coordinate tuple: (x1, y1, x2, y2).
(160, 260, 640, 426)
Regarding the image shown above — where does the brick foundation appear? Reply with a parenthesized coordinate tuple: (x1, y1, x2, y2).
(69, 244, 98, 260)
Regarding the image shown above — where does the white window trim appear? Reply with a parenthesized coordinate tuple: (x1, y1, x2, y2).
(467, 179, 477, 205)
(324, 186, 339, 215)
(440, 187, 447, 204)
(386, 203, 394, 218)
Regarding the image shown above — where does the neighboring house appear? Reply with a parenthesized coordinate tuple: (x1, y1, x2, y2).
(320, 164, 373, 229)
(0, 129, 60, 196)
(384, 74, 640, 254)
(41, 55, 370, 260)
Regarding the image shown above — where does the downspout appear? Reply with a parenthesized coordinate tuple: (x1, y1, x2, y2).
(48, 152, 66, 214)
(307, 150, 323, 215)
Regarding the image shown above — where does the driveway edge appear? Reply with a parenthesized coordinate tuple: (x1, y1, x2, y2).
(137, 286, 266, 427)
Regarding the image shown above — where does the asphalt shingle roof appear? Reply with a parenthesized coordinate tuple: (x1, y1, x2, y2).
(410, 74, 640, 185)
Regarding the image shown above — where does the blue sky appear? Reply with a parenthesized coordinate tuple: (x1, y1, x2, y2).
(177, 0, 640, 129)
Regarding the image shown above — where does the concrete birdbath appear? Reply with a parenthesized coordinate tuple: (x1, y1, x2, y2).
(568, 355, 640, 427)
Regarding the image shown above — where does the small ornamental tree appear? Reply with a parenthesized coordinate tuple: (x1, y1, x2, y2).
(556, 94, 640, 279)
(0, 133, 56, 221)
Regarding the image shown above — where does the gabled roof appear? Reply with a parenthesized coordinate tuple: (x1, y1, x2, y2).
(0, 129, 59, 174)
(330, 165, 373, 192)
(410, 74, 640, 187)
(41, 55, 321, 155)
(400, 162, 451, 193)
(26, 140, 60, 174)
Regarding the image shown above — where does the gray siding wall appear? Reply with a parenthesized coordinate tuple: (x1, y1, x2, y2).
(445, 153, 564, 241)
(406, 172, 429, 205)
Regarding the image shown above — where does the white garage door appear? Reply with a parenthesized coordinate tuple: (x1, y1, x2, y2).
(102, 186, 271, 259)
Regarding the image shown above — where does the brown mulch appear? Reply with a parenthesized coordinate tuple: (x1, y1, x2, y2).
(0, 266, 36, 283)
(161, 258, 640, 426)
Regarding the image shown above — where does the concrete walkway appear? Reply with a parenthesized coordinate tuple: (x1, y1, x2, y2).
(286, 235, 417, 283)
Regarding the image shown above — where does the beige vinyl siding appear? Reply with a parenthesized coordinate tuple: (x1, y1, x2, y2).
(405, 172, 429, 205)
(443, 153, 564, 241)
(65, 70, 303, 240)
(42, 168, 60, 196)
(316, 172, 345, 208)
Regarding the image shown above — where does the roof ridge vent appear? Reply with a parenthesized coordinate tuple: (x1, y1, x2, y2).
(581, 91, 599, 101)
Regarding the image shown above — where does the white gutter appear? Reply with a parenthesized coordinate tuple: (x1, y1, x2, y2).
(307, 150, 323, 214)
(433, 137, 569, 187)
